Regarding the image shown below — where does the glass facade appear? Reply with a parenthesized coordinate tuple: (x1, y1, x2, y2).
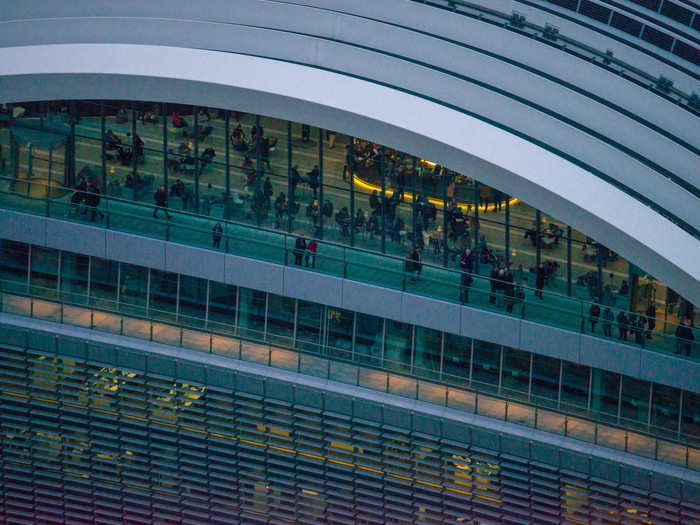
(0, 101, 696, 355)
(0, 238, 697, 449)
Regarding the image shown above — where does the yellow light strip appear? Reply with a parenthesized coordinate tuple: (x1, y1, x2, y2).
(352, 174, 519, 213)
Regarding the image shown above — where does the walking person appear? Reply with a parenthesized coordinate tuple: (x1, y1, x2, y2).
(212, 222, 223, 249)
(602, 307, 613, 337)
(153, 186, 171, 219)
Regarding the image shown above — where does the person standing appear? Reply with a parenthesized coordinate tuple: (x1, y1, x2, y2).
(67, 174, 87, 218)
(294, 236, 306, 266)
(676, 318, 695, 356)
(409, 246, 422, 284)
(305, 239, 318, 268)
(489, 265, 499, 304)
(153, 186, 171, 219)
(459, 248, 474, 303)
(535, 263, 546, 299)
(85, 180, 104, 222)
(645, 303, 656, 339)
(212, 222, 223, 249)
(589, 301, 601, 333)
(602, 307, 614, 337)
(617, 311, 628, 341)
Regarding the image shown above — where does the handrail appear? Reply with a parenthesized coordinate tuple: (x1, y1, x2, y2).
(2, 287, 697, 470)
(0, 176, 696, 362)
(415, 0, 700, 108)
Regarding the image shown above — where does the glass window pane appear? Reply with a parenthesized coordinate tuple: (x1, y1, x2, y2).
(590, 369, 620, 423)
(238, 288, 266, 341)
(560, 362, 590, 413)
(149, 269, 178, 321)
(355, 313, 383, 366)
(384, 320, 412, 372)
(326, 307, 354, 360)
(30, 246, 59, 298)
(207, 281, 236, 334)
(651, 383, 680, 438)
(89, 257, 119, 309)
(532, 354, 560, 408)
(620, 377, 650, 430)
(0, 240, 28, 292)
(267, 293, 295, 347)
(471, 340, 500, 392)
(296, 300, 322, 353)
(442, 333, 471, 385)
(60, 251, 89, 304)
(178, 275, 207, 329)
(413, 327, 441, 380)
(681, 392, 700, 445)
(119, 263, 148, 316)
(501, 347, 530, 400)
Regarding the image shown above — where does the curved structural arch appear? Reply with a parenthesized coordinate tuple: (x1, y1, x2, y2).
(0, 43, 698, 303)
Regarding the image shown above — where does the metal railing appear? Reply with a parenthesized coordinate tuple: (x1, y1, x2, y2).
(0, 176, 695, 361)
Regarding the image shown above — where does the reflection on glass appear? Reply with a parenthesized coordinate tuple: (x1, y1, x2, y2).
(590, 369, 620, 423)
(384, 320, 412, 372)
(413, 326, 441, 379)
(620, 377, 650, 430)
(267, 293, 295, 347)
(501, 347, 530, 400)
(178, 275, 207, 328)
(296, 300, 322, 353)
(355, 313, 383, 365)
(90, 257, 118, 308)
(532, 354, 560, 408)
(30, 246, 59, 298)
(238, 288, 266, 340)
(471, 340, 500, 392)
(442, 333, 471, 385)
(560, 362, 590, 413)
(207, 281, 236, 334)
(60, 251, 89, 303)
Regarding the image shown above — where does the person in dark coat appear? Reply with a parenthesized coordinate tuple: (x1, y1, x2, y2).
(307, 166, 320, 199)
(489, 266, 499, 304)
(617, 311, 628, 341)
(675, 318, 694, 356)
(410, 246, 422, 282)
(589, 301, 601, 333)
(634, 314, 646, 346)
(85, 180, 104, 222)
(459, 248, 474, 303)
(504, 268, 516, 313)
(602, 307, 614, 337)
(153, 186, 171, 219)
(293, 236, 306, 266)
(67, 174, 87, 217)
(212, 222, 223, 249)
(535, 263, 546, 299)
(645, 303, 656, 339)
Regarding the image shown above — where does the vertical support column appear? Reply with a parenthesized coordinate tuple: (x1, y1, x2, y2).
(380, 146, 386, 253)
(162, 103, 168, 193)
(411, 157, 417, 246)
(194, 105, 200, 213)
(567, 226, 572, 297)
(131, 103, 137, 181)
(318, 127, 324, 239)
(225, 111, 231, 215)
(535, 209, 542, 269)
(349, 137, 355, 246)
(100, 101, 106, 191)
(442, 168, 448, 267)
(596, 241, 603, 301)
(473, 181, 480, 274)
(505, 195, 510, 268)
(287, 121, 293, 233)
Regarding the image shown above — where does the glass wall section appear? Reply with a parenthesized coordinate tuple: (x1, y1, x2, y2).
(383, 320, 412, 372)
(355, 313, 383, 366)
(89, 257, 119, 308)
(651, 383, 680, 438)
(682, 392, 700, 445)
(289, 120, 321, 239)
(207, 282, 236, 334)
(590, 369, 620, 424)
(471, 340, 501, 393)
(620, 377, 651, 430)
(413, 326, 442, 379)
(501, 347, 531, 401)
(532, 354, 561, 409)
(118, 263, 148, 317)
(266, 293, 295, 347)
(59, 251, 89, 304)
(29, 246, 59, 298)
(560, 362, 590, 414)
(324, 307, 354, 359)
(149, 269, 178, 322)
(442, 333, 471, 385)
(0, 239, 29, 292)
(178, 275, 208, 329)
(237, 287, 266, 340)
(296, 300, 322, 353)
